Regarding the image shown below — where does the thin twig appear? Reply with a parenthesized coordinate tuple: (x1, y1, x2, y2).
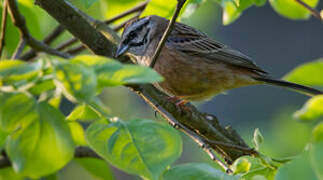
(11, 37, 26, 59)
(20, 25, 65, 60)
(7, 0, 71, 59)
(65, 44, 86, 55)
(0, 0, 8, 57)
(294, 0, 323, 23)
(105, 0, 149, 24)
(149, 0, 186, 68)
(56, 38, 78, 51)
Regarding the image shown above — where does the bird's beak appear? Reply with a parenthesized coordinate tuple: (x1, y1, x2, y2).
(115, 44, 129, 58)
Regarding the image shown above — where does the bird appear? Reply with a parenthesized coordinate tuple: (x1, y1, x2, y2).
(115, 15, 322, 105)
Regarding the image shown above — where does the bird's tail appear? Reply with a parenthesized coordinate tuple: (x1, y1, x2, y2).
(254, 77, 322, 97)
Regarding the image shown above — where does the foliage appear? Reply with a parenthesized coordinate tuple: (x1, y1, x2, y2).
(0, 0, 322, 179)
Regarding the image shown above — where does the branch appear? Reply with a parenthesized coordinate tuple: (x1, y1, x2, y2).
(12, 37, 26, 59)
(149, 0, 186, 68)
(0, 0, 8, 57)
(6, 0, 71, 59)
(35, 0, 257, 170)
(294, 0, 323, 23)
(0, 146, 101, 168)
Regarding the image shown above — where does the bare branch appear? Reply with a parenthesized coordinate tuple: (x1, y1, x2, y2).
(0, 0, 8, 57)
(20, 25, 65, 60)
(11, 37, 26, 59)
(294, 0, 323, 23)
(149, 0, 186, 68)
(7, 0, 71, 59)
(56, 38, 78, 51)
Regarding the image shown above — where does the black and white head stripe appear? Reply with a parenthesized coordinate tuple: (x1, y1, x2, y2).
(122, 17, 150, 44)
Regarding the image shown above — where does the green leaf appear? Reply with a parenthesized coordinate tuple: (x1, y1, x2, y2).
(311, 122, 323, 179)
(29, 78, 55, 95)
(81, 0, 98, 8)
(71, 55, 163, 88)
(232, 157, 251, 174)
(162, 163, 238, 180)
(54, 61, 97, 102)
(253, 128, 264, 151)
(269, 0, 319, 20)
(6, 102, 75, 178)
(294, 95, 323, 121)
(86, 118, 182, 180)
(0, 60, 42, 84)
(242, 167, 276, 180)
(0, 129, 8, 150)
(217, 0, 267, 25)
(67, 103, 101, 121)
(276, 152, 317, 180)
(0, 93, 37, 132)
(0, 168, 24, 180)
(284, 59, 323, 86)
(141, 0, 177, 19)
(75, 158, 115, 180)
(68, 122, 87, 146)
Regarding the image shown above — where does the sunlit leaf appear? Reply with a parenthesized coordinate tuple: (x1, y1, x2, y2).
(71, 55, 163, 88)
(0, 167, 24, 180)
(294, 95, 323, 121)
(6, 102, 75, 178)
(284, 59, 323, 86)
(75, 158, 115, 180)
(242, 167, 276, 180)
(54, 61, 97, 102)
(215, 0, 267, 25)
(162, 163, 238, 180)
(101, 0, 142, 22)
(141, 0, 177, 18)
(0, 60, 42, 84)
(67, 103, 101, 121)
(232, 157, 251, 174)
(68, 122, 87, 146)
(86, 118, 182, 180)
(311, 122, 323, 179)
(0, 93, 37, 132)
(269, 0, 319, 20)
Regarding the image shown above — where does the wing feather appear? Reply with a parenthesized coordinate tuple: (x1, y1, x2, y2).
(166, 22, 267, 74)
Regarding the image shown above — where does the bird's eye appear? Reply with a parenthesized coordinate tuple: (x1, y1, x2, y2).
(129, 31, 136, 39)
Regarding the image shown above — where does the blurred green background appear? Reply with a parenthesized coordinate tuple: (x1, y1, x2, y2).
(1, 0, 323, 179)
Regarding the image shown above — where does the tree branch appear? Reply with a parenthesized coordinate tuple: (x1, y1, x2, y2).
(0, 0, 8, 57)
(11, 37, 26, 59)
(0, 146, 101, 168)
(6, 0, 71, 59)
(149, 0, 186, 68)
(19, 25, 65, 60)
(35, 0, 257, 170)
(294, 0, 323, 23)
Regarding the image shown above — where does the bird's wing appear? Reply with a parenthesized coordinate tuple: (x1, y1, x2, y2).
(166, 22, 267, 74)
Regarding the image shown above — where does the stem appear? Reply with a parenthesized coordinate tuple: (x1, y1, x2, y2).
(294, 0, 323, 23)
(0, 0, 8, 57)
(149, 0, 186, 68)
